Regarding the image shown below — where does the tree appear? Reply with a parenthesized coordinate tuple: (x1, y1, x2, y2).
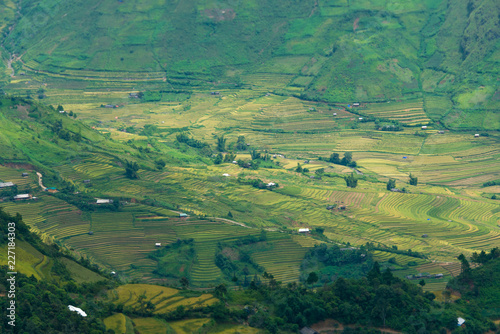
(340, 152, 352, 166)
(125, 160, 139, 179)
(214, 153, 223, 164)
(214, 284, 228, 300)
(386, 179, 396, 190)
(180, 277, 189, 289)
(296, 163, 303, 173)
(57, 105, 64, 111)
(216, 136, 226, 152)
(155, 159, 166, 170)
(345, 173, 358, 188)
(250, 150, 261, 160)
(227, 211, 233, 218)
(457, 253, 471, 279)
(306, 272, 319, 287)
(409, 173, 418, 186)
(236, 135, 247, 150)
(419, 279, 426, 287)
(329, 153, 340, 164)
(224, 152, 236, 163)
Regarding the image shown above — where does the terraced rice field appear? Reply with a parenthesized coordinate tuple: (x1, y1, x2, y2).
(359, 99, 431, 125)
(252, 238, 309, 283)
(110, 284, 217, 314)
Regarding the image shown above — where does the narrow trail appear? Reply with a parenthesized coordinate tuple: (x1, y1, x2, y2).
(36, 172, 47, 191)
(212, 217, 252, 228)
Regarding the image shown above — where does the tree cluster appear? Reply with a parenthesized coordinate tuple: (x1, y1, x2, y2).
(326, 152, 357, 168)
(124, 160, 139, 179)
(176, 133, 209, 149)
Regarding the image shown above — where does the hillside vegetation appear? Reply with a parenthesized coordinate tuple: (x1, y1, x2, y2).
(0, 0, 498, 130)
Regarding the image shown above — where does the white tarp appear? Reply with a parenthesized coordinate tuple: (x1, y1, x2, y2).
(457, 317, 465, 326)
(68, 305, 87, 317)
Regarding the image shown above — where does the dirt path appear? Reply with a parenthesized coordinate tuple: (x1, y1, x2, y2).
(213, 217, 252, 228)
(36, 172, 47, 191)
(7, 56, 14, 77)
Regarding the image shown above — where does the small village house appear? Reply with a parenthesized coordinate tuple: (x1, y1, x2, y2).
(0, 182, 15, 188)
(96, 199, 112, 204)
(14, 194, 32, 200)
(298, 228, 310, 233)
(179, 213, 188, 218)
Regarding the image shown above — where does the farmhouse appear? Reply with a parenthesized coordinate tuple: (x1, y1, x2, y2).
(333, 112, 337, 116)
(88, 231, 94, 235)
(421, 126, 427, 129)
(14, 194, 32, 200)
(352, 102, 360, 107)
(22, 172, 29, 177)
(422, 234, 428, 238)
(267, 182, 276, 187)
(46, 187, 58, 193)
(179, 213, 188, 218)
(96, 199, 112, 204)
(59, 110, 65, 113)
(474, 134, 479, 137)
(210, 91, 220, 95)
(83, 179, 91, 184)
(438, 131, 445, 134)
(129, 92, 140, 98)
(155, 243, 161, 247)
(0, 182, 15, 188)
(358, 117, 363, 120)
(298, 228, 310, 233)
(222, 173, 230, 177)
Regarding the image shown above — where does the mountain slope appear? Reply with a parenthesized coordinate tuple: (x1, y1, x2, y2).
(2, 0, 499, 105)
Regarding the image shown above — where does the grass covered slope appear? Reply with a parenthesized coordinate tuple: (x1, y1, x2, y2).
(2, 0, 499, 109)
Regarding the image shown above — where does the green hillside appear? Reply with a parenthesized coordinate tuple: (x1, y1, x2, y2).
(1, 0, 499, 119)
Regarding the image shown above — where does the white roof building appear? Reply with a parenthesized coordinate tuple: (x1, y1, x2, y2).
(457, 317, 465, 326)
(298, 228, 310, 233)
(0, 182, 14, 188)
(155, 243, 161, 247)
(223, 173, 230, 177)
(14, 194, 30, 200)
(421, 126, 427, 129)
(267, 182, 276, 187)
(96, 199, 111, 204)
(68, 305, 87, 317)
